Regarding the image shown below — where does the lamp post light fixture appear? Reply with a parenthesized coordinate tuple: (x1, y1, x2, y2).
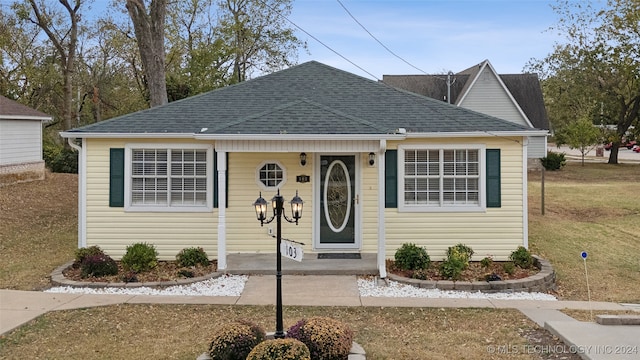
(252, 189, 303, 339)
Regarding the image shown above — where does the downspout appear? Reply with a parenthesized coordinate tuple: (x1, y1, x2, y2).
(67, 137, 86, 248)
(522, 138, 529, 249)
(216, 150, 227, 270)
(377, 140, 387, 278)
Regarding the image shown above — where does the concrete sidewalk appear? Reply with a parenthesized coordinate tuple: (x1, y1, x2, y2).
(2, 275, 639, 360)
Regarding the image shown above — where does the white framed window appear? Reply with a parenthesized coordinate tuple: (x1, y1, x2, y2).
(398, 144, 485, 212)
(256, 161, 286, 189)
(125, 144, 213, 212)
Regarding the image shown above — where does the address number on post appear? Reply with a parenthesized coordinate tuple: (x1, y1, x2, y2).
(280, 240, 303, 262)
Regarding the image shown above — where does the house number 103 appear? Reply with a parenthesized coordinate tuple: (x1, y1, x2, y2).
(280, 240, 303, 262)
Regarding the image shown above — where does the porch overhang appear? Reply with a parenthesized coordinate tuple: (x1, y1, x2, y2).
(209, 138, 391, 153)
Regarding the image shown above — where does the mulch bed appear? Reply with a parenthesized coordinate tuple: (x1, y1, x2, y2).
(63, 261, 218, 283)
(386, 259, 538, 281)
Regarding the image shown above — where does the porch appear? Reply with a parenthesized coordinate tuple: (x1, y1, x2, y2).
(224, 253, 378, 276)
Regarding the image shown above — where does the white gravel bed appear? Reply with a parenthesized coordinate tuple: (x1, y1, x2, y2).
(357, 278, 557, 301)
(45, 275, 248, 297)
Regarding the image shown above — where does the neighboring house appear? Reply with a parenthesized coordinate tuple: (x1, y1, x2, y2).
(0, 95, 53, 186)
(382, 60, 549, 169)
(60, 61, 546, 276)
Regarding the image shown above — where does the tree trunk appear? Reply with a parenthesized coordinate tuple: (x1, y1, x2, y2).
(28, 0, 79, 131)
(126, 0, 168, 107)
(607, 144, 620, 164)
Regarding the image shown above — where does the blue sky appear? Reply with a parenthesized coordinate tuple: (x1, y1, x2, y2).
(289, 0, 565, 79)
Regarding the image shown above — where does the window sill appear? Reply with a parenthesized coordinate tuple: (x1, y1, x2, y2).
(124, 205, 213, 213)
(397, 205, 486, 213)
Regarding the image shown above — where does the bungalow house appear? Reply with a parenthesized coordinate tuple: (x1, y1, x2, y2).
(0, 95, 53, 186)
(61, 61, 546, 277)
(382, 60, 550, 169)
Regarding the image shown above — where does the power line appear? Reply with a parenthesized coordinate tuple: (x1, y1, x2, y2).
(336, 0, 429, 75)
(254, 0, 379, 80)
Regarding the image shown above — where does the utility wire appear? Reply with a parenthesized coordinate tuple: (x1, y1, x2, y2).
(254, 0, 379, 80)
(336, 0, 428, 75)
(256, 0, 526, 145)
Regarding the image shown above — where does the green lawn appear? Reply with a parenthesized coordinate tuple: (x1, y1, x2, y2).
(528, 163, 640, 302)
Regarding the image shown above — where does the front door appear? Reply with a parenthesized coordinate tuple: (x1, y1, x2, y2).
(318, 155, 357, 248)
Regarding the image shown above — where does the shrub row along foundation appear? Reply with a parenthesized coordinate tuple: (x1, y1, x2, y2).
(387, 256, 556, 293)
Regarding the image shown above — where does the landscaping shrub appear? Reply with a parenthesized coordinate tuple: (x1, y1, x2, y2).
(246, 339, 310, 360)
(43, 142, 78, 174)
(176, 247, 210, 267)
(121, 242, 158, 273)
(286, 317, 353, 360)
(80, 254, 118, 278)
(440, 243, 475, 280)
(503, 262, 516, 275)
(74, 245, 105, 266)
(439, 256, 466, 280)
(480, 256, 493, 269)
(510, 246, 534, 269)
(446, 243, 474, 263)
(540, 151, 566, 170)
(208, 320, 266, 360)
(394, 243, 430, 270)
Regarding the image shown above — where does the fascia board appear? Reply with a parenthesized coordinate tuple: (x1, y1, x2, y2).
(405, 130, 549, 138)
(0, 115, 53, 122)
(194, 134, 406, 141)
(59, 132, 195, 139)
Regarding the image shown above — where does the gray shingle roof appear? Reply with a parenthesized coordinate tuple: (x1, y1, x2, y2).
(382, 63, 550, 130)
(0, 95, 52, 120)
(66, 61, 536, 136)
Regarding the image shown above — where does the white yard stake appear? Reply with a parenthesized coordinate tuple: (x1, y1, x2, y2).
(581, 251, 593, 321)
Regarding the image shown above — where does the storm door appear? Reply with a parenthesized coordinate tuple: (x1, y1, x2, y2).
(318, 155, 357, 248)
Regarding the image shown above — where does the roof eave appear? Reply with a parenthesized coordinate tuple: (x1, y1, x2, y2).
(0, 115, 53, 122)
(194, 133, 406, 141)
(405, 130, 549, 138)
(60, 131, 407, 141)
(60, 132, 196, 139)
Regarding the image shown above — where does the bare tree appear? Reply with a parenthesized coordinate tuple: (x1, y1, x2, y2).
(125, 0, 168, 107)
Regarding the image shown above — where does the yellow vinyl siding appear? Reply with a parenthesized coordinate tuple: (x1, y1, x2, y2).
(84, 139, 217, 260)
(82, 135, 526, 261)
(380, 137, 524, 261)
(361, 156, 380, 253)
(225, 152, 313, 253)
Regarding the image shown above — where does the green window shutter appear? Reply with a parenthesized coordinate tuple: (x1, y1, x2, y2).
(486, 149, 501, 208)
(109, 148, 125, 207)
(213, 151, 229, 208)
(385, 150, 398, 208)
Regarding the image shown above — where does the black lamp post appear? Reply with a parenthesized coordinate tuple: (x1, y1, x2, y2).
(253, 189, 303, 339)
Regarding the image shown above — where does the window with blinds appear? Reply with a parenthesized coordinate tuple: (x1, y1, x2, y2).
(131, 148, 207, 207)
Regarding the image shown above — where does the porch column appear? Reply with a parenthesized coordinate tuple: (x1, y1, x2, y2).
(217, 150, 227, 270)
(377, 141, 387, 278)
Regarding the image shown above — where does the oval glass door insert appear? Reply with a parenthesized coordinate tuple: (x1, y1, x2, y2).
(323, 160, 352, 232)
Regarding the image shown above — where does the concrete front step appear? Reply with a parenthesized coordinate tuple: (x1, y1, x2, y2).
(596, 315, 640, 325)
